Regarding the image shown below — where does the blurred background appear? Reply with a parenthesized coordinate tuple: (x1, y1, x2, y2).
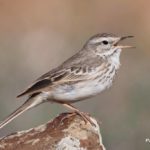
(0, 0, 150, 149)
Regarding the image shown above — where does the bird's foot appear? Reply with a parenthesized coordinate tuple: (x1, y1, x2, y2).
(74, 111, 96, 127)
(62, 103, 96, 127)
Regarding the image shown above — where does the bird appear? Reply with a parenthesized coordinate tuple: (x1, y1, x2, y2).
(0, 33, 134, 129)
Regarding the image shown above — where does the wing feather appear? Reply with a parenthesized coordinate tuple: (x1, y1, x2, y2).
(17, 66, 91, 98)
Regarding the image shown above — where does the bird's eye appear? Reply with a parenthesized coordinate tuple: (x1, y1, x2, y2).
(102, 40, 108, 45)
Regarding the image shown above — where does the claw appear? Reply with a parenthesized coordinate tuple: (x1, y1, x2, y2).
(75, 111, 96, 127)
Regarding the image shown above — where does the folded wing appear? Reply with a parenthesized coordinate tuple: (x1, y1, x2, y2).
(17, 66, 92, 98)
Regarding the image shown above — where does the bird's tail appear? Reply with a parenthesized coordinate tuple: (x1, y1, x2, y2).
(0, 93, 44, 129)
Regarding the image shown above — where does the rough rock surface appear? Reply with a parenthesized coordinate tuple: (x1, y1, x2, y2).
(0, 113, 105, 150)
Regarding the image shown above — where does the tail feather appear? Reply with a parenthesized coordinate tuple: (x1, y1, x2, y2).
(0, 94, 44, 129)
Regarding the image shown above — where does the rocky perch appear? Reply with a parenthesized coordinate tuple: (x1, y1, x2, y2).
(0, 113, 105, 150)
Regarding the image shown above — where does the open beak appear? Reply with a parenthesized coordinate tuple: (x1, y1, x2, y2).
(114, 36, 134, 49)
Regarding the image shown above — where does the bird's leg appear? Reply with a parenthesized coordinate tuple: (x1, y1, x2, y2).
(62, 103, 96, 126)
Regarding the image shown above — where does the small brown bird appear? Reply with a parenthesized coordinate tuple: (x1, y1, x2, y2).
(0, 33, 133, 128)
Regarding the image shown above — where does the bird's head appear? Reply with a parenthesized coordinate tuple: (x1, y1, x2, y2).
(85, 33, 134, 59)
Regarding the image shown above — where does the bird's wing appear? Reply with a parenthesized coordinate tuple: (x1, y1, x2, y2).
(17, 65, 94, 98)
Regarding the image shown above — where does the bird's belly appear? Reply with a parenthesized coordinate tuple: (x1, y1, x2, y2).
(51, 79, 113, 102)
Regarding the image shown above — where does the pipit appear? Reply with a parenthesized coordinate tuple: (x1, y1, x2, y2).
(0, 33, 133, 128)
